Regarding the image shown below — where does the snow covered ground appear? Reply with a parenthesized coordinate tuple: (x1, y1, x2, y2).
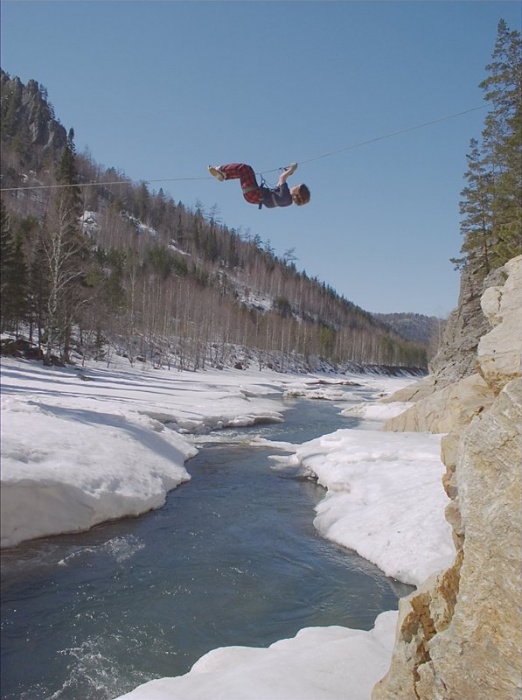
(269, 425, 452, 587)
(0, 358, 285, 548)
(1, 357, 455, 700)
(117, 612, 398, 700)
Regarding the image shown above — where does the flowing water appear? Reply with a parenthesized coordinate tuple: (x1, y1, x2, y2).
(1, 389, 412, 700)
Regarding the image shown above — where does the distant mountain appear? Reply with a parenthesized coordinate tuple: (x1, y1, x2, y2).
(372, 313, 446, 359)
(1, 70, 428, 372)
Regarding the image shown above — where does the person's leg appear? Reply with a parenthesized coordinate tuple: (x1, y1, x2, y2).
(217, 164, 262, 205)
(219, 164, 258, 187)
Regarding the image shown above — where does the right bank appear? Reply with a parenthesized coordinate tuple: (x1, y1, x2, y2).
(373, 255, 522, 700)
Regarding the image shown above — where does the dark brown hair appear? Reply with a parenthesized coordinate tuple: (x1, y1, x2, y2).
(295, 184, 310, 205)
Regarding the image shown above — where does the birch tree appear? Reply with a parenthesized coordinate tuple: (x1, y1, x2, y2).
(43, 132, 90, 363)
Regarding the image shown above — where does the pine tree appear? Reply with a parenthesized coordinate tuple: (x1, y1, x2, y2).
(134, 182, 151, 221)
(57, 129, 83, 223)
(492, 113, 522, 265)
(0, 199, 15, 330)
(0, 199, 29, 332)
(479, 19, 522, 267)
(454, 138, 494, 275)
(456, 21, 522, 275)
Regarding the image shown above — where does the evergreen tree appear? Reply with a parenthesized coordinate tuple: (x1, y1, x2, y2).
(0, 199, 15, 329)
(479, 20, 522, 267)
(454, 139, 494, 275)
(57, 129, 83, 222)
(9, 233, 29, 330)
(456, 20, 521, 274)
(0, 199, 29, 332)
(134, 182, 151, 221)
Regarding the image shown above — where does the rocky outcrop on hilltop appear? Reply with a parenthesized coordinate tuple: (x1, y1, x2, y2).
(1, 69, 67, 178)
(373, 255, 522, 700)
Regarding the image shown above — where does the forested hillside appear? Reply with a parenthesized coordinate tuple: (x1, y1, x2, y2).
(372, 313, 445, 360)
(0, 70, 428, 372)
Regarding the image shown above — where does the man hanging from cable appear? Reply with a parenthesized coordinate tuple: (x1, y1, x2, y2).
(208, 163, 310, 209)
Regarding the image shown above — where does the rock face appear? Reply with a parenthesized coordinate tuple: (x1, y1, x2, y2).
(381, 372, 493, 434)
(478, 257, 522, 393)
(0, 69, 67, 171)
(421, 378, 522, 699)
(427, 265, 491, 386)
(373, 255, 522, 700)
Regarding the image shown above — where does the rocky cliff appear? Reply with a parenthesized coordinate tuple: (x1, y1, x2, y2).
(1, 69, 67, 178)
(373, 255, 522, 700)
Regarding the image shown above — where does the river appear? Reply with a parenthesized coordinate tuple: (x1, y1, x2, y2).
(1, 388, 412, 700)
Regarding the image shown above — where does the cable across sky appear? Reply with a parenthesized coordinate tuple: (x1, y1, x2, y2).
(0, 104, 488, 194)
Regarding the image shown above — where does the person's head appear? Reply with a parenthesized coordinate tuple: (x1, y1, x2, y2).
(290, 184, 311, 206)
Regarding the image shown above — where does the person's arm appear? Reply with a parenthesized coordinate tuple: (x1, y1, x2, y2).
(277, 163, 298, 186)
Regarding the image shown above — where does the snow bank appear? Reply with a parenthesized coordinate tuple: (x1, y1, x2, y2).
(0, 358, 286, 548)
(1, 397, 193, 548)
(271, 428, 454, 586)
(115, 611, 398, 700)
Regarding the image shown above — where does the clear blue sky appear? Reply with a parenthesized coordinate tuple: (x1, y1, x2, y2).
(1, 1, 520, 317)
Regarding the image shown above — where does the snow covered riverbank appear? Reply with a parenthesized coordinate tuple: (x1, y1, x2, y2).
(1, 357, 455, 700)
(0, 358, 285, 548)
(117, 612, 399, 700)
(269, 426, 452, 587)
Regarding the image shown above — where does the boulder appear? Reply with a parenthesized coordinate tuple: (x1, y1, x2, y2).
(380, 375, 437, 404)
(478, 256, 522, 394)
(381, 373, 493, 434)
